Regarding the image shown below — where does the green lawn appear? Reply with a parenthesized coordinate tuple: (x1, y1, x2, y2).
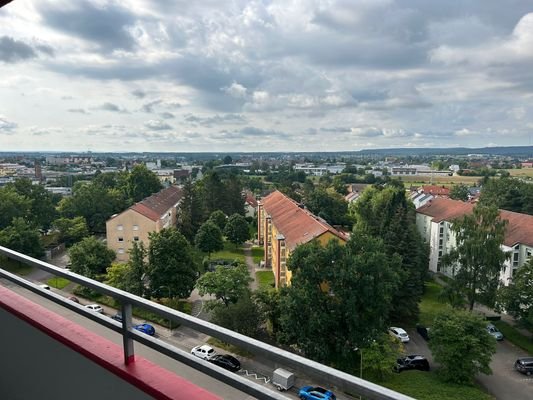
(207, 337, 253, 358)
(256, 270, 275, 290)
(47, 277, 70, 289)
(0, 257, 34, 276)
(211, 241, 245, 263)
(493, 320, 533, 354)
(419, 281, 448, 327)
(381, 371, 493, 400)
(251, 246, 263, 264)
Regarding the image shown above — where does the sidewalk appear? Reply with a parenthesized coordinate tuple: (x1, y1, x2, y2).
(243, 242, 259, 291)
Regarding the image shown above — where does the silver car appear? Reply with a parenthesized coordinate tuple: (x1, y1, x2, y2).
(486, 324, 504, 341)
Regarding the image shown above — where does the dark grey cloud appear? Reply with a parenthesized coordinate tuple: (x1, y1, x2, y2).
(160, 112, 175, 119)
(141, 99, 162, 113)
(144, 120, 172, 131)
(97, 102, 128, 113)
(67, 108, 88, 114)
(321, 127, 351, 133)
(0, 36, 36, 63)
(132, 89, 147, 99)
(39, 1, 138, 52)
(184, 113, 247, 127)
(0, 116, 17, 134)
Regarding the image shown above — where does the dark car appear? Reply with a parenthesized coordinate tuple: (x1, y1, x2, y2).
(67, 296, 79, 303)
(209, 354, 241, 372)
(112, 312, 123, 323)
(416, 324, 430, 341)
(514, 357, 533, 376)
(298, 386, 336, 400)
(134, 323, 156, 336)
(395, 355, 430, 372)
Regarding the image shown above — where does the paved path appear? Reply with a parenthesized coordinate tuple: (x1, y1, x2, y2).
(243, 243, 259, 291)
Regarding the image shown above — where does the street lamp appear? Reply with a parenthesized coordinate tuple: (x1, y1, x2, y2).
(158, 285, 172, 333)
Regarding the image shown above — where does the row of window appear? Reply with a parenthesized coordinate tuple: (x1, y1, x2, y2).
(116, 224, 139, 231)
(118, 237, 139, 242)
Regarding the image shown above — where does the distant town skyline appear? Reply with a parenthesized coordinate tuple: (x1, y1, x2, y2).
(1, 1, 533, 152)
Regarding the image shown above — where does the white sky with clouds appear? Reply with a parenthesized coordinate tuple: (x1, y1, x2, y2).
(1, 0, 533, 152)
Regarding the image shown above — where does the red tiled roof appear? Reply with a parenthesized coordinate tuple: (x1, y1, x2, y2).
(417, 198, 533, 247)
(130, 186, 182, 221)
(422, 185, 450, 196)
(260, 190, 347, 250)
(245, 195, 258, 208)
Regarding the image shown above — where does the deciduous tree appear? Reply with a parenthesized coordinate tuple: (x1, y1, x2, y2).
(497, 258, 533, 330)
(224, 213, 250, 247)
(147, 228, 198, 299)
(7, 178, 58, 229)
(126, 164, 163, 202)
(207, 210, 227, 231)
(52, 216, 89, 246)
(195, 221, 224, 258)
(211, 294, 261, 337)
(429, 308, 496, 384)
(69, 236, 115, 279)
(195, 263, 252, 306)
(443, 205, 508, 310)
(449, 183, 470, 202)
(0, 188, 31, 230)
(0, 217, 44, 258)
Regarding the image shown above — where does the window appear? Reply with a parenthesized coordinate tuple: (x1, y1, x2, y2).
(133, 225, 139, 231)
(117, 224, 124, 231)
(133, 236, 139, 242)
(118, 237, 124, 242)
(118, 248, 125, 254)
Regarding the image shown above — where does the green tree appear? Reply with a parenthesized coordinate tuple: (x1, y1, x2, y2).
(253, 289, 282, 338)
(7, 178, 58, 229)
(305, 188, 350, 226)
(278, 235, 401, 366)
(443, 205, 508, 310)
(0, 217, 44, 258)
(360, 334, 403, 381)
(68, 236, 115, 279)
(126, 164, 163, 202)
(105, 263, 133, 291)
(0, 188, 31, 230)
(195, 221, 224, 257)
(201, 172, 226, 216)
(223, 155, 233, 165)
(352, 184, 428, 322)
(479, 177, 533, 215)
(176, 180, 205, 241)
(105, 242, 147, 296)
(195, 263, 252, 306)
(208, 210, 227, 231)
(224, 213, 250, 247)
(147, 228, 198, 299)
(224, 175, 245, 216)
(52, 217, 89, 246)
(429, 308, 496, 384)
(211, 294, 261, 337)
(449, 183, 470, 202)
(497, 258, 533, 329)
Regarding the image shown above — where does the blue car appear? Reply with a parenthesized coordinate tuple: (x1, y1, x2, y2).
(134, 323, 155, 336)
(298, 386, 336, 400)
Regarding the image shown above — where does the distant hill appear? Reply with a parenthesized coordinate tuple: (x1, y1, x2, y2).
(355, 146, 533, 157)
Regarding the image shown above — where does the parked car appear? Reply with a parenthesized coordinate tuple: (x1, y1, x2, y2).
(85, 304, 104, 314)
(298, 386, 336, 400)
(209, 354, 241, 372)
(389, 327, 410, 343)
(191, 345, 217, 360)
(134, 323, 155, 336)
(514, 357, 533, 376)
(39, 284, 51, 290)
(395, 355, 430, 372)
(486, 324, 504, 341)
(67, 296, 79, 303)
(416, 324, 430, 341)
(112, 312, 123, 322)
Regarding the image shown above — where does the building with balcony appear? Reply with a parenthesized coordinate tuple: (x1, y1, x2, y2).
(257, 191, 347, 288)
(106, 186, 183, 262)
(416, 198, 533, 284)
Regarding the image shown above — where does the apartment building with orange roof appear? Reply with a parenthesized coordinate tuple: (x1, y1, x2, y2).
(257, 190, 347, 288)
(416, 197, 533, 284)
(106, 186, 183, 262)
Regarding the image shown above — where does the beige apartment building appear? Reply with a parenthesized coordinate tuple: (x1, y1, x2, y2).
(106, 186, 183, 262)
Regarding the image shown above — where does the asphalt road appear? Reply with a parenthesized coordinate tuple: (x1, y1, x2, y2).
(405, 328, 533, 400)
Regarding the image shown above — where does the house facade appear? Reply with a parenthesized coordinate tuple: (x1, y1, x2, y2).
(257, 190, 347, 288)
(106, 186, 183, 262)
(416, 198, 533, 284)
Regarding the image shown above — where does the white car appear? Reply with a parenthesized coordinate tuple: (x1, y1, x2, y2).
(85, 304, 104, 314)
(191, 345, 217, 360)
(389, 327, 410, 343)
(39, 284, 51, 290)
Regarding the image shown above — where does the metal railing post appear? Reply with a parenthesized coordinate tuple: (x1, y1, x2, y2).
(121, 302, 135, 365)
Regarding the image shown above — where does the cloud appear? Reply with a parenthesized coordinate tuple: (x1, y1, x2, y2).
(0, 36, 36, 63)
(97, 102, 128, 113)
(144, 120, 172, 131)
(131, 89, 146, 98)
(38, 1, 138, 52)
(0, 116, 17, 134)
(184, 113, 247, 127)
(160, 112, 175, 119)
(67, 108, 88, 114)
(141, 99, 162, 113)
